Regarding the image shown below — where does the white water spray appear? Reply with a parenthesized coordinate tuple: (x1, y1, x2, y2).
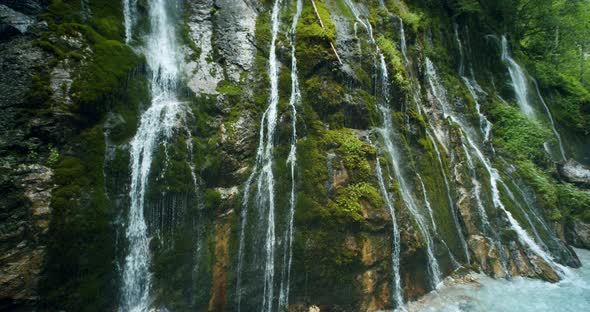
(121, 0, 184, 311)
(123, 0, 137, 44)
(278, 0, 302, 309)
(501, 36, 536, 118)
(236, 1, 282, 311)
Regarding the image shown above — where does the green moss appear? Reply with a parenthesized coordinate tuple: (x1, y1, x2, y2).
(216, 80, 243, 96)
(34, 40, 66, 58)
(489, 101, 552, 162)
(330, 183, 383, 223)
(304, 76, 345, 117)
(204, 189, 222, 210)
(376, 36, 410, 91)
(557, 183, 590, 223)
(515, 160, 557, 207)
(296, 1, 338, 74)
(325, 129, 376, 183)
(71, 38, 141, 114)
(41, 126, 114, 312)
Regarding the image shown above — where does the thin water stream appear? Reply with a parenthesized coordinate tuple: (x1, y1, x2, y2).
(120, 0, 184, 311)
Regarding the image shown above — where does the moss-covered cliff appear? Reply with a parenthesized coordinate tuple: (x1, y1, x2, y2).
(0, 0, 589, 311)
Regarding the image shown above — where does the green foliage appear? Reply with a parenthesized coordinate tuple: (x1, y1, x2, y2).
(489, 101, 552, 161)
(47, 145, 60, 167)
(535, 63, 590, 134)
(557, 183, 590, 222)
(204, 189, 222, 210)
(450, 0, 482, 16)
(515, 160, 558, 211)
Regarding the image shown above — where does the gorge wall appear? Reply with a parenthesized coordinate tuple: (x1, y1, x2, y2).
(1, 0, 589, 311)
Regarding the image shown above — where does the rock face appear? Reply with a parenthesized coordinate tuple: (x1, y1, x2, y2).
(0, 0, 588, 311)
(0, 1, 58, 309)
(0, 165, 53, 309)
(567, 220, 590, 249)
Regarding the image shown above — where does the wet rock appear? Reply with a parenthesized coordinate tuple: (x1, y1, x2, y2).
(185, 0, 223, 95)
(468, 235, 506, 278)
(0, 0, 44, 15)
(0, 4, 35, 38)
(532, 256, 560, 283)
(557, 159, 590, 188)
(0, 164, 53, 308)
(567, 220, 590, 249)
(213, 0, 258, 81)
(50, 60, 74, 107)
(209, 217, 231, 311)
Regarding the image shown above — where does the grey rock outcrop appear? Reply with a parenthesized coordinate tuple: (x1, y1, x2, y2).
(567, 220, 590, 249)
(0, 164, 53, 309)
(0, 4, 35, 37)
(558, 159, 590, 188)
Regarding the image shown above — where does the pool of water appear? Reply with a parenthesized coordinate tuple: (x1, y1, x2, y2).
(404, 248, 590, 312)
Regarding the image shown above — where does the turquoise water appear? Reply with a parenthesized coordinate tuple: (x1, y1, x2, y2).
(406, 248, 590, 312)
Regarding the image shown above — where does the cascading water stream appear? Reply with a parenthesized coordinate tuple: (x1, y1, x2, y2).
(532, 79, 567, 160)
(501, 36, 567, 160)
(278, 0, 302, 309)
(345, 0, 441, 293)
(120, 0, 184, 311)
(398, 19, 470, 265)
(123, 0, 137, 44)
(236, 1, 282, 311)
(375, 156, 404, 309)
(377, 55, 442, 288)
(426, 58, 566, 278)
(501, 36, 536, 118)
(427, 131, 471, 264)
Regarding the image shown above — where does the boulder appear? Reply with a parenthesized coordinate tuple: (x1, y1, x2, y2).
(567, 220, 590, 249)
(557, 159, 590, 188)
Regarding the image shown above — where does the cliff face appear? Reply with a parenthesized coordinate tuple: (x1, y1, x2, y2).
(0, 1, 56, 309)
(0, 0, 589, 311)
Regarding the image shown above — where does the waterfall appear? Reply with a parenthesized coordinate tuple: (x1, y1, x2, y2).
(501, 36, 567, 160)
(454, 24, 465, 77)
(501, 36, 536, 118)
(402, 23, 469, 266)
(532, 79, 567, 160)
(345, 0, 441, 296)
(426, 58, 566, 278)
(375, 157, 404, 308)
(236, 1, 282, 311)
(123, 0, 137, 44)
(377, 55, 442, 289)
(427, 131, 470, 264)
(120, 0, 184, 311)
(278, 0, 302, 310)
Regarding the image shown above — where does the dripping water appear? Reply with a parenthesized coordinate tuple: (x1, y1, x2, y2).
(426, 58, 567, 278)
(236, 1, 282, 311)
(120, 0, 185, 311)
(501, 36, 536, 118)
(278, 0, 302, 310)
(532, 79, 567, 160)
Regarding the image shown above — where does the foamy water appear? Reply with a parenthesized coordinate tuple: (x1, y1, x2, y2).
(405, 248, 590, 312)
